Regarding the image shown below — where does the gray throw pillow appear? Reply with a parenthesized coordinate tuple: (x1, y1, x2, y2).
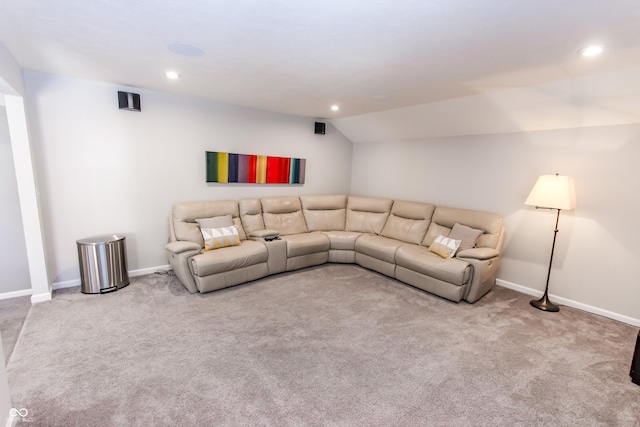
(195, 215, 233, 229)
(448, 223, 483, 252)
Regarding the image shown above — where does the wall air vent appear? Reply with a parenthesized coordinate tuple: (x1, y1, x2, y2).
(118, 91, 141, 112)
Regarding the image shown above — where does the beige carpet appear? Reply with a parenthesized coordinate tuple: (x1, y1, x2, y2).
(6, 264, 640, 426)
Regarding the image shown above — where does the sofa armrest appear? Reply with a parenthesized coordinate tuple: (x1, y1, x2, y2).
(249, 229, 280, 239)
(246, 231, 286, 273)
(456, 247, 499, 261)
(166, 241, 202, 255)
(165, 241, 202, 293)
(457, 249, 501, 303)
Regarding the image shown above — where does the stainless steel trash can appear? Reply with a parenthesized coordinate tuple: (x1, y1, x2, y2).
(77, 235, 129, 294)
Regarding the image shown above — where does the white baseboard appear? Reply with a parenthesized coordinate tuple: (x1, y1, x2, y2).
(49, 278, 79, 290)
(129, 264, 172, 278)
(496, 278, 640, 327)
(0, 289, 32, 301)
(51, 264, 173, 291)
(0, 265, 174, 300)
(31, 292, 52, 304)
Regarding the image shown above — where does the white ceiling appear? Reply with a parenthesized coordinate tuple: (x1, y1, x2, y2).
(0, 0, 639, 121)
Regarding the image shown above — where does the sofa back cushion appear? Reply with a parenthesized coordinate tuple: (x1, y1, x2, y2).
(422, 206, 503, 250)
(300, 195, 347, 231)
(171, 200, 246, 247)
(346, 196, 393, 234)
(381, 200, 435, 244)
(239, 198, 265, 235)
(261, 196, 309, 235)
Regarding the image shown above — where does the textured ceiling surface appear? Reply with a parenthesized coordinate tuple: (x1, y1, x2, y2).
(0, 0, 639, 119)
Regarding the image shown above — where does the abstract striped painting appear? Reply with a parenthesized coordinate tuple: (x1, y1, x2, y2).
(206, 151, 306, 184)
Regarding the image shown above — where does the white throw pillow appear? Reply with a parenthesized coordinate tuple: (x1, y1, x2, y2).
(428, 235, 462, 259)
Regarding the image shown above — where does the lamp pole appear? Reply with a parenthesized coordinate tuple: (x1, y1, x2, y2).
(530, 207, 561, 312)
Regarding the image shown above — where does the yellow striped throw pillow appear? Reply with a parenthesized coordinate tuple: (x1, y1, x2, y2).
(428, 235, 461, 259)
(200, 225, 241, 251)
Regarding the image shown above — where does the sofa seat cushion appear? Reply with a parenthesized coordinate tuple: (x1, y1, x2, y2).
(190, 240, 268, 277)
(355, 235, 405, 264)
(319, 230, 362, 250)
(281, 233, 330, 257)
(395, 244, 471, 286)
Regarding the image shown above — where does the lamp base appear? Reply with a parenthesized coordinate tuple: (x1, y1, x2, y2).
(530, 295, 560, 312)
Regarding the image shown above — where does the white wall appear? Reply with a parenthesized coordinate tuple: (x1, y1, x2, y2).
(350, 124, 640, 323)
(24, 71, 353, 284)
(0, 110, 30, 294)
(0, 42, 24, 96)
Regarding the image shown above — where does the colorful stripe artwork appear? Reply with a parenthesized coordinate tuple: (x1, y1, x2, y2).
(206, 151, 306, 184)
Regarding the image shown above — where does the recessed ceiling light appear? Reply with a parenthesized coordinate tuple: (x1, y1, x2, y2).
(580, 45, 603, 57)
(166, 71, 180, 80)
(331, 105, 339, 111)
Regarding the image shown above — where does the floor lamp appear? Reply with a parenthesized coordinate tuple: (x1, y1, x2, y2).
(525, 174, 576, 312)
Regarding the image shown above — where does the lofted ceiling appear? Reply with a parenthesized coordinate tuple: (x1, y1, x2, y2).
(0, 0, 639, 123)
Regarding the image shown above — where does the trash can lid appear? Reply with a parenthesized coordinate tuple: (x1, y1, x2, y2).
(76, 234, 126, 245)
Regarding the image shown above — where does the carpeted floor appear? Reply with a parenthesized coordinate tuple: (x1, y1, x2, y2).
(0, 295, 31, 363)
(6, 264, 640, 426)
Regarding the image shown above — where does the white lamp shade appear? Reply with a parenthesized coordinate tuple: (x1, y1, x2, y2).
(525, 175, 576, 210)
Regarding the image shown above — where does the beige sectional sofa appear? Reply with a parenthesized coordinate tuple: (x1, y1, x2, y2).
(166, 195, 504, 303)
